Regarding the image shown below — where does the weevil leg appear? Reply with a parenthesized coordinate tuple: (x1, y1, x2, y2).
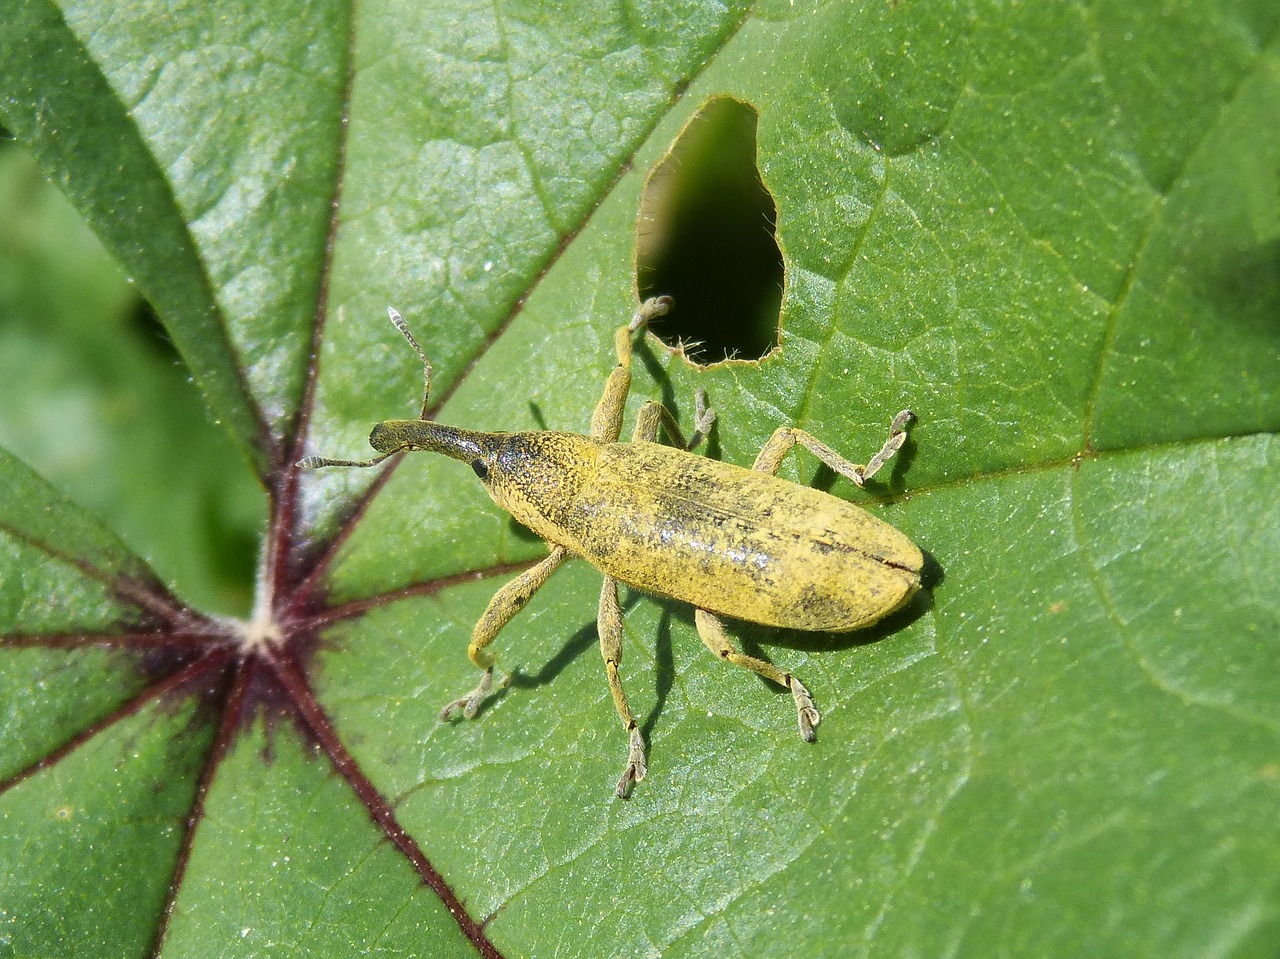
(598, 576, 647, 797)
(439, 546, 569, 721)
(590, 296, 673, 442)
(632, 390, 716, 451)
(752, 410, 914, 486)
(694, 609, 820, 741)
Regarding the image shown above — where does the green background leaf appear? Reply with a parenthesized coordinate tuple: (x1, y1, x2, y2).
(1, 1, 1277, 957)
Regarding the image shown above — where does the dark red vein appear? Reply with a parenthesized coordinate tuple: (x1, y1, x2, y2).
(0, 520, 196, 628)
(147, 654, 247, 958)
(111, 576, 199, 629)
(0, 649, 232, 796)
(266, 0, 362, 603)
(295, 556, 541, 631)
(265, 649, 504, 959)
(0, 630, 216, 648)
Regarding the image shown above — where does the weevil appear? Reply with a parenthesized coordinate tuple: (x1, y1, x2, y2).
(300, 297, 923, 796)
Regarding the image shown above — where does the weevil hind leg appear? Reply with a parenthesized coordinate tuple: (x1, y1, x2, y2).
(693, 609, 820, 741)
(439, 546, 569, 722)
(599, 576, 647, 797)
(752, 410, 914, 486)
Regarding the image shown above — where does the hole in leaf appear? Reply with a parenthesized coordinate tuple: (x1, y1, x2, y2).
(636, 97, 782, 364)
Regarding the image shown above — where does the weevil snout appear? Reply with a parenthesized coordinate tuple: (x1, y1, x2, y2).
(368, 421, 402, 455)
(367, 419, 490, 463)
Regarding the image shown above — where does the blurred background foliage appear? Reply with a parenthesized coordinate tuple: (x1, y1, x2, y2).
(0, 136, 263, 616)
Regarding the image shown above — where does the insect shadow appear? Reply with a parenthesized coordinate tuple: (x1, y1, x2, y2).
(502, 591, 677, 744)
(526, 400, 550, 431)
(503, 590, 647, 693)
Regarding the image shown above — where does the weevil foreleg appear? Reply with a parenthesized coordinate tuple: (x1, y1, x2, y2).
(598, 577, 647, 797)
(694, 609, 821, 741)
(439, 546, 569, 721)
(589, 296, 673, 442)
(752, 410, 914, 486)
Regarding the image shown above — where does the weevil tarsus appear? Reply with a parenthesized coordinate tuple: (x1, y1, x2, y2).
(628, 294, 673, 333)
(600, 576, 647, 797)
(694, 609, 822, 740)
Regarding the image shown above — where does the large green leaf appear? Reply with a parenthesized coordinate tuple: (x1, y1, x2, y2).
(1, 1, 1277, 957)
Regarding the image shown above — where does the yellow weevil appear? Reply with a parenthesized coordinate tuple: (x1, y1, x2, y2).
(300, 297, 923, 796)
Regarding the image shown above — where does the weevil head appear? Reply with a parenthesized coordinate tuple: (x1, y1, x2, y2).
(364, 422, 599, 545)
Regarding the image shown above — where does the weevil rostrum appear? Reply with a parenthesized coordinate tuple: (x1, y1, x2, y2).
(300, 297, 923, 796)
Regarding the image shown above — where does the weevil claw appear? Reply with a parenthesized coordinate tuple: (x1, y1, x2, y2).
(630, 295, 673, 332)
(790, 677, 821, 742)
(615, 727, 648, 798)
(438, 668, 494, 722)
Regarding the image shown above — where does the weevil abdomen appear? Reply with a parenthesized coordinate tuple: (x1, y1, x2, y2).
(580, 443, 920, 631)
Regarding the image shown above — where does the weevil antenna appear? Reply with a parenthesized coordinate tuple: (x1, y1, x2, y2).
(297, 448, 403, 470)
(388, 307, 433, 419)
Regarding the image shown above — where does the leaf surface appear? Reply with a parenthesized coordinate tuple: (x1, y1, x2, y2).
(1, 1, 1278, 957)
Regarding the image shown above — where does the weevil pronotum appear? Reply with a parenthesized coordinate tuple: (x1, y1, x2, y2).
(300, 297, 923, 796)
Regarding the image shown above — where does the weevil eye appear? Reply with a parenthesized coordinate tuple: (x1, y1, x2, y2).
(471, 459, 489, 480)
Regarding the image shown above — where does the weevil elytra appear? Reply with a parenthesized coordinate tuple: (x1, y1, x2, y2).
(300, 297, 923, 796)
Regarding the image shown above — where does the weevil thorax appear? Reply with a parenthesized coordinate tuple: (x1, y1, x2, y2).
(474, 431, 600, 543)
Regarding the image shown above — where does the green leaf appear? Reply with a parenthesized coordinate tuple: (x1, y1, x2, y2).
(2, 1, 1278, 958)
(161, 710, 478, 959)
